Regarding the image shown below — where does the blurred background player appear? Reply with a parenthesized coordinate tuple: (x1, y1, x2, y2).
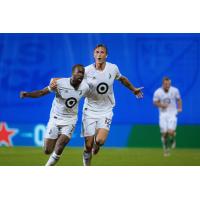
(20, 64, 89, 166)
(153, 77, 182, 156)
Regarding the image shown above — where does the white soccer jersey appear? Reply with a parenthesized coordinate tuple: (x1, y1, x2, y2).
(49, 78, 89, 125)
(153, 86, 181, 115)
(83, 62, 122, 117)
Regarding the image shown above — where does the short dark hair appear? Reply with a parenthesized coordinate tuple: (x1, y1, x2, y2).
(72, 64, 85, 73)
(162, 76, 171, 83)
(94, 44, 108, 55)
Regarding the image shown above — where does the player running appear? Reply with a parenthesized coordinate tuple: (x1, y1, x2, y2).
(20, 64, 89, 166)
(153, 77, 182, 156)
(51, 44, 144, 166)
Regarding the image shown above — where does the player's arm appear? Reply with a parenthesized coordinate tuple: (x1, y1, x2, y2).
(20, 87, 51, 98)
(49, 78, 62, 90)
(118, 76, 144, 98)
(153, 100, 168, 109)
(177, 98, 182, 113)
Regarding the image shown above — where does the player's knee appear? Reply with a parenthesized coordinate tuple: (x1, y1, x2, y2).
(44, 148, 53, 155)
(168, 130, 175, 136)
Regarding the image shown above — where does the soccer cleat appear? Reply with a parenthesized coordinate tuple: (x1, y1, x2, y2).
(163, 149, 170, 157)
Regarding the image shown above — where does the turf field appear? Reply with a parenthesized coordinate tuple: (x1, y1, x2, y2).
(0, 147, 200, 166)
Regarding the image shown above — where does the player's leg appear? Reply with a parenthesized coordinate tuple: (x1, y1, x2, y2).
(46, 124, 74, 166)
(168, 116, 177, 149)
(43, 121, 58, 155)
(159, 115, 170, 156)
(44, 138, 57, 155)
(92, 114, 112, 155)
(81, 118, 96, 166)
(93, 128, 109, 155)
(83, 136, 94, 166)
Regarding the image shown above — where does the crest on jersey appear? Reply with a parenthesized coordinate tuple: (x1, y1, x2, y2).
(65, 97, 77, 108)
(163, 98, 171, 104)
(96, 82, 109, 94)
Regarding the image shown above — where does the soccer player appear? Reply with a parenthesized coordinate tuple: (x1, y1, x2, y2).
(81, 44, 144, 165)
(20, 64, 90, 166)
(153, 77, 182, 156)
(51, 44, 144, 166)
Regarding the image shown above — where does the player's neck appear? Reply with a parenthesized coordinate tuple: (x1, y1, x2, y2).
(95, 62, 106, 71)
(70, 78, 80, 90)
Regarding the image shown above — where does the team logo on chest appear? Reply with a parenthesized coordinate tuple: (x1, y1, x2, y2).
(65, 97, 77, 108)
(96, 82, 109, 94)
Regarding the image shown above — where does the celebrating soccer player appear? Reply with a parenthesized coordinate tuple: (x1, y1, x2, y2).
(20, 64, 90, 166)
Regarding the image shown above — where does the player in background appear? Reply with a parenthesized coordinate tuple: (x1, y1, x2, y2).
(153, 77, 182, 156)
(20, 64, 89, 166)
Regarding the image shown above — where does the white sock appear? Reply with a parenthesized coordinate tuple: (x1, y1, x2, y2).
(83, 151, 92, 166)
(45, 152, 61, 166)
(83, 151, 92, 159)
(161, 136, 167, 150)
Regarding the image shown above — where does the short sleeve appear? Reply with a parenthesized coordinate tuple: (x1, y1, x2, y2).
(48, 78, 57, 93)
(175, 88, 181, 100)
(153, 90, 160, 102)
(114, 65, 122, 80)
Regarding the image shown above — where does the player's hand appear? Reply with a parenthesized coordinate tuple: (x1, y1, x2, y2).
(133, 87, 144, 98)
(160, 103, 168, 109)
(49, 78, 58, 90)
(20, 91, 28, 98)
(177, 108, 182, 113)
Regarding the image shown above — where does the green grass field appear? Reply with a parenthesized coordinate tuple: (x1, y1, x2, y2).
(0, 147, 200, 166)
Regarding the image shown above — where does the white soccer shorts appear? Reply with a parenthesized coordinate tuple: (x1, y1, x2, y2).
(159, 113, 177, 133)
(81, 112, 113, 137)
(45, 120, 75, 139)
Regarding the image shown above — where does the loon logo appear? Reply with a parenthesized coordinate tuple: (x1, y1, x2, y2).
(65, 97, 77, 108)
(96, 82, 109, 94)
(135, 38, 199, 97)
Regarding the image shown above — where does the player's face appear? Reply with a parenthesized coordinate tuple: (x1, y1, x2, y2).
(73, 67, 85, 83)
(94, 47, 107, 64)
(162, 80, 171, 92)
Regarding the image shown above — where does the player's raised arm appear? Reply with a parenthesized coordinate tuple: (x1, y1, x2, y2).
(118, 76, 144, 98)
(50, 78, 62, 90)
(20, 87, 51, 98)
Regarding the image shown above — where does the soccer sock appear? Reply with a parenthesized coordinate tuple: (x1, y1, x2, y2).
(161, 136, 168, 150)
(45, 152, 61, 166)
(83, 151, 92, 166)
(83, 151, 92, 159)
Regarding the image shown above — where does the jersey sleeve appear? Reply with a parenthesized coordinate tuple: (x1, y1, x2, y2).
(175, 88, 181, 100)
(48, 78, 58, 93)
(153, 90, 160, 102)
(114, 65, 122, 80)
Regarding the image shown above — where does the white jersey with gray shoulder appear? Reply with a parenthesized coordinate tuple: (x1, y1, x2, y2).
(49, 78, 89, 125)
(153, 86, 181, 115)
(83, 62, 122, 117)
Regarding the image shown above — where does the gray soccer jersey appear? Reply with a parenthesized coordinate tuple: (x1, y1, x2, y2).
(83, 62, 122, 117)
(153, 86, 181, 115)
(49, 78, 89, 125)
